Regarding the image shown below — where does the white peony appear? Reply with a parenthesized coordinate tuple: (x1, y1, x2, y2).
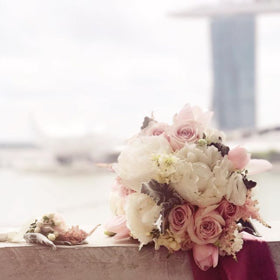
(125, 193, 161, 246)
(114, 135, 172, 192)
(176, 144, 223, 170)
(171, 161, 225, 207)
(205, 128, 226, 144)
(213, 157, 233, 189)
(225, 172, 247, 206)
(171, 144, 230, 207)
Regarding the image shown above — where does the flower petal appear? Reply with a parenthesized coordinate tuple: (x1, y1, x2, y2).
(246, 159, 272, 175)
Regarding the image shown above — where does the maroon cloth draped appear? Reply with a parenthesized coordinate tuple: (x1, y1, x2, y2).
(189, 235, 278, 280)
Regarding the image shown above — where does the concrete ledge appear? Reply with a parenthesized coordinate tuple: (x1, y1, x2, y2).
(1, 225, 280, 280)
(0, 244, 193, 280)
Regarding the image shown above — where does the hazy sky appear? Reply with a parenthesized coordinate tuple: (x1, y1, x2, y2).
(0, 0, 280, 141)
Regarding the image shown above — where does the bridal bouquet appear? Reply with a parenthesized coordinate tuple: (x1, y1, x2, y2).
(105, 104, 271, 271)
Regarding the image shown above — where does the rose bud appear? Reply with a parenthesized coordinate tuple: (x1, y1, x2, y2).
(193, 244, 219, 271)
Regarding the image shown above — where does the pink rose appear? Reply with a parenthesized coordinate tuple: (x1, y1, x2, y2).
(104, 215, 130, 240)
(228, 146, 250, 170)
(169, 121, 201, 150)
(142, 122, 170, 137)
(168, 204, 193, 236)
(218, 199, 240, 222)
(188, 205, 225, 245)
(173, 104, 213, 126)
(170, 104, 212, 151)
(180, 233, 194, 251)
(193, 244, 219, 271)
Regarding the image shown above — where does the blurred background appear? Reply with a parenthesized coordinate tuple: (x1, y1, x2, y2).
(0, 0, 279, 229)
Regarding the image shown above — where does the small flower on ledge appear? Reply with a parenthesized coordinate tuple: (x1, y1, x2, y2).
(24, 213, 100, 248)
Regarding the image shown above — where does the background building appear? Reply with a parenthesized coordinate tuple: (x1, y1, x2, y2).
(211, 15, 256, 130)
(174, 0, 280, 130)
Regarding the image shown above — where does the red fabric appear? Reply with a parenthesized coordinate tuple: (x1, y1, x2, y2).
(189, 235, 278, 280)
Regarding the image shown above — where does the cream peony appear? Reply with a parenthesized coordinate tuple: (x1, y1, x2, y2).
(114, 135, 172, 192)
(171, 145, 230, 207)
(172, 145, 248, 207)
(171, 162, 225, 207)
(225, 172, 247, 206)
(125, 193, 161, 246)
(213, 157, 233, 190)
(204, 128, 226, 144)
(176, 144, 223, 170)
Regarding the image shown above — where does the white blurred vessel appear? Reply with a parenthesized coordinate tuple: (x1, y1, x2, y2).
(0, 117, 121, 174)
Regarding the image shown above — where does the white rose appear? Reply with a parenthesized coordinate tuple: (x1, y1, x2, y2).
(225, 172, 247, 206)
(114, 135, 172, 192)
(125, 193, 161, 246)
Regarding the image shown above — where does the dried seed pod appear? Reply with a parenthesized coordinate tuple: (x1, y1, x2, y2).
(24, 233, 56, 250)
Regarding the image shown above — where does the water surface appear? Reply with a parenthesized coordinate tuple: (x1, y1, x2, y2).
(0, 167, 279, 229)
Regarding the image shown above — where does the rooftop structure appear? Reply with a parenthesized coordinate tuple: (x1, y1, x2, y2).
(172, 1, 280, 18)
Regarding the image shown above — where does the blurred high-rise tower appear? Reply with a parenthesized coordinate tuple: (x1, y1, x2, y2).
(173, 0, 280, 130)
(211, 15, 256, 130)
